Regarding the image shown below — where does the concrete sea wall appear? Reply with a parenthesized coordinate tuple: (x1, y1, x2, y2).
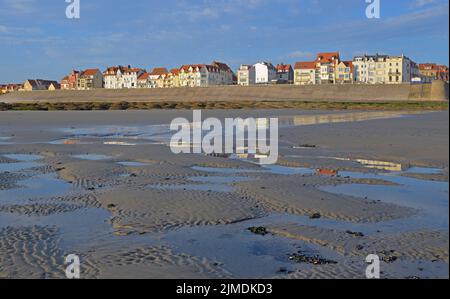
(1, 81, 448, 104)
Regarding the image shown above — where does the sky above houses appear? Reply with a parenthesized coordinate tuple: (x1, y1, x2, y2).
(0, 0, 449, 82)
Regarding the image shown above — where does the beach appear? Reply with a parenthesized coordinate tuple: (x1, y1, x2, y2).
(0, 109, 448, 279)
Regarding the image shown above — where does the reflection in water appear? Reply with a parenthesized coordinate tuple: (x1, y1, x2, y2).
(72, 154, 113, 161)
(355, 159, 405, 172)
(278, 111, 418, 127)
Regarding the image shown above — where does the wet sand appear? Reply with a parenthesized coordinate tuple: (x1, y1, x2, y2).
(0, 109, 448, 279)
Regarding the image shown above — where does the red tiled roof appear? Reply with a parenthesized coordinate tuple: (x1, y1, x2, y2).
(82, 69, 100, 76)
(137, 72, 150, 80)
(316, 52, 340, 63)
(212, 61, 232, 72)
(277, 64, 292, 72)
(294, 61, 316, 70)
(150, 67, 169, 76)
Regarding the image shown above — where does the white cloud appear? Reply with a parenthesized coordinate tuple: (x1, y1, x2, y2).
(287, 50, 313, 59)
(410, 0, 437, 8)
(0, 0, 37, 15)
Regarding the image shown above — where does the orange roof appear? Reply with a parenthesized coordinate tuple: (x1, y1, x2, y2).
(150, 67, 169, 76)
(294, 61, 316, 70)
(277, 64, 292, 72)
(419, 63, 438, 70)
(82, 69, 100, 76)
(170, 68, 180, 75)
(316, 52, 340, 63)
(137, 73, 150, 80)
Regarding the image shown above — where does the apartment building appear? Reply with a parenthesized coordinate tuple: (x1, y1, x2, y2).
(77, 69, 103, 90)
(335, 61, 354, 84)
(237, 64, 256, 86)
(315, 52, 340, 84)
(179, 62, 234, 87)
(294, 61, 316, 85)
(353, 54, 388, 84)
(122, 67, 144, 88)
(148, 68, 169, 88)
(254, 62, 277, 84)
(419, 63, 449, 82)
(276, 64, 293, 84)
(61, 70, 80, 90)
(103, 65, 143, 89)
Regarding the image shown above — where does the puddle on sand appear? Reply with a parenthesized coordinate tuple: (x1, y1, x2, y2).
(0, 137, 12, 145)
(3, 154, 43, 162)
(192, 165, 313, 176)
(321, 170, 449, 231)
(0, 173, 73, 205)
(147, 183, 234, 193)
(160, 218, 341, 278)
(404, 167, 443, 175)
(0, 154, 44, 172)
(189, 176, 251, 184)
(72, 154, 113, 161)
(0, 161, 43, 173)
(117, 161, 149, 167)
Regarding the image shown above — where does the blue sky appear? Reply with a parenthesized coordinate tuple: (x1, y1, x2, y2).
(0, 0, 449, 82)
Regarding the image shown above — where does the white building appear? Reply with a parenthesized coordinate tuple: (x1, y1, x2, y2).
(353, 54, 389, 84)
(179, 62, 234, 87)
(353, 54, 416, 84)
(103, 66, 144, 89)
(148, 68, 169, 88)
(237, 64, 256, 86)
(122, 67, 144, 89)
(254, 62, 277, 84)
(103, 66, 125, 89)
(294, 61, 317, 85)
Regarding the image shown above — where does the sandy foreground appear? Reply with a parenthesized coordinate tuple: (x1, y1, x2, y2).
(0, 109, 448, 279)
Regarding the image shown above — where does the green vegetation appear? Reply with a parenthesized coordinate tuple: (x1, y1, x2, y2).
(0, 100, 448, 111)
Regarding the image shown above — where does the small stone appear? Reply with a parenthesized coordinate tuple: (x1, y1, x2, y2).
(309, 213, 321, 219)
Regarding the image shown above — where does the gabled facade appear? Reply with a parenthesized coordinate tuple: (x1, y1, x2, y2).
(78, 69, 103, 90)
(315, 52, 340, 84)
(419, 63, 449, 82)
(23, 79, 59, 91)
(0, 83, 23, 94)
(294, 61, 317, 85)
(254, 62, 277, 84)
(211, 61, 234, 85)
(103, 66, 125, 89)
(179, 64, 208, 87)
(148, 67, 169, 88)
(137, 72, 151, 88)
(335, 61, 354, 84)
(276, 64, 293, 84)
(123, 67, 144, 89)
(157, 68, 180, 88)
(103, 66, 143, 89)
(61, 70, 80, 90)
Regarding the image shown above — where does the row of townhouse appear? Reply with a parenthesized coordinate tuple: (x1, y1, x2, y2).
(0, 83, 23, 94)
(61, 69, 103, 90)
(418, 63, 449, 82)
(237, 52, 448, 86)
(59, 61, 234, 90)
(107, 61, 234, 89)
(293, 52, 423, 85)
